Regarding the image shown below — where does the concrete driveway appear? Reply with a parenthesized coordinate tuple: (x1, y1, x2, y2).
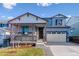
(47, 42, 79, 56)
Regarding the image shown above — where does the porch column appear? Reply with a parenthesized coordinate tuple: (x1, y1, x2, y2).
(17, 25, 20, 47)
(16, 24, 20, 34)
(10, 24, 15, 48)
(32, 24, 34, 41)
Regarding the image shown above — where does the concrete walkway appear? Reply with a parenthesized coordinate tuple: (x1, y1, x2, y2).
(36, 43, 53, 56)
(47, 42, 79, 56)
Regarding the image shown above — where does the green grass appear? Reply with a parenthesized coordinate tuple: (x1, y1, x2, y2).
(0, 47, 45, 56)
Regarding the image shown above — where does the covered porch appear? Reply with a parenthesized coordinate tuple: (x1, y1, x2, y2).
(9, 23, 47, 47)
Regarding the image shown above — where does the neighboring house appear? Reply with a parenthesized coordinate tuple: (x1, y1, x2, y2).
(0, 20, 8, 28)
(0, 20, 10, 47)
(8, 12, 70, 45)
(67, 16, 79, 36)
(69, 22, 79, 36)
(67, 17, 79, 43)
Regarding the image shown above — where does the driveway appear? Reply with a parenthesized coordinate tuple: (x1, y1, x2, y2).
(47, 42, 79, 56)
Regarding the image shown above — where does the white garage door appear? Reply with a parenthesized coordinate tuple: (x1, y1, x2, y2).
(47, 32, 66, 42)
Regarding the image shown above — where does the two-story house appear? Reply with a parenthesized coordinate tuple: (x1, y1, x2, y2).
(45, 14, 70, 43)
(8, 12, 70, 46)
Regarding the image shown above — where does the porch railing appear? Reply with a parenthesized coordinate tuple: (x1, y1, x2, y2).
(11, 34, 37, 43)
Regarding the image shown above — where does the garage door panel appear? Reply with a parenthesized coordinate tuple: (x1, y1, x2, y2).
(47, 34, 66, 42)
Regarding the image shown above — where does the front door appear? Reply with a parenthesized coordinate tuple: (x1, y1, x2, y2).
(38, 27, 44, 39)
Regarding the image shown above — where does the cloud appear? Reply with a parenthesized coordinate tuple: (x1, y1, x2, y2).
(0, 15, 13, 20)
(54, 3, 60, 4)
(1, 15, 6, 18)
(2, 3, 16, 9)
(37, 3, 52, 7)
(7, 16, 13, 19)
(67, 15, 71, 17)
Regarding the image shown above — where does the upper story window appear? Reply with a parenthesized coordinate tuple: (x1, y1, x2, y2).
(0, 24, 2, 27)
(0, 23, 8, 27)
(55, 19, 57, 25)
(53, 14, 67, 26)
(46, 18, 52, 26)
(59, 19, 62, 25)
(55, 19, 62, 26)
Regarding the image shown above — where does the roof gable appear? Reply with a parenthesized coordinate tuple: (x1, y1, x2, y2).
(42, 14, 68, 20)
(53, 14, 67, 18)
(8, 12, 47, 24)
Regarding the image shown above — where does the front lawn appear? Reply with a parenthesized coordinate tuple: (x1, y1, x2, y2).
(0, 47, 45, 56)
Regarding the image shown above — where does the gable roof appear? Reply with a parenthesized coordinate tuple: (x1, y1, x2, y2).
(53, 14, 68, 18)
(8, 12, 48, 23)
(67, 16, 79, 26)
(44, 14, 68, 19)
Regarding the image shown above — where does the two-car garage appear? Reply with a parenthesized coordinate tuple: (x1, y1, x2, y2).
(46, 31, 67, 43)
(45, 26, 70, 43)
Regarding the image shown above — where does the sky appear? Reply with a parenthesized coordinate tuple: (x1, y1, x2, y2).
(0, 3, 79, 20)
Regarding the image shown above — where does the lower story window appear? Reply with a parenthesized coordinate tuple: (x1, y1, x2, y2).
(52, 32, 56, 34)
(47, 31, 56, 34)
(22, 26, 29, 34)
(62, 32, 66, 34)
(47, 31, 66, 34)
(57, 31, 61, 34)
(47, 31, 52, 34)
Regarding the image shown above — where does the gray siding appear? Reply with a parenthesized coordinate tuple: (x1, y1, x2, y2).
(46, 27, 69, 32)
(9, 14, 47, 24)
(44, 14, 67, 27)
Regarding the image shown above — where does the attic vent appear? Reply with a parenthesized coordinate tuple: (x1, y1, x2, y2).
(18, 18, 20, 21)
(27, 13, 29, 17)
(36, 17, 38, 20)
